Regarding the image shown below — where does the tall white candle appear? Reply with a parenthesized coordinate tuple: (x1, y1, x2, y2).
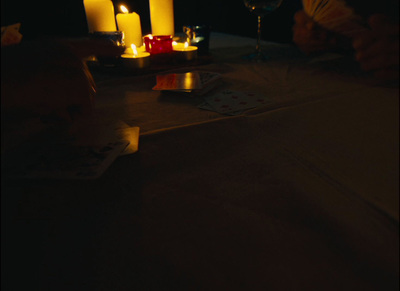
(149, 0, 174, 36)
(116, 5, 143, 48)
(83, 0, 117, 33)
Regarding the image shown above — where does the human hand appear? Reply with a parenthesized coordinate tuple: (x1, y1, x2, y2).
(292, 10, 338, 55)
(352, 14, 399, 81)
(1, 38, 124, 123)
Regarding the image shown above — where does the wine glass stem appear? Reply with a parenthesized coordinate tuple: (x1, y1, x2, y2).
(256, 15, 262, 55)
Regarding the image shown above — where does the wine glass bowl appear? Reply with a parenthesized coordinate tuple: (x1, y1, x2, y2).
(243, 0, 284, 61)
(244, 0, 283, 16)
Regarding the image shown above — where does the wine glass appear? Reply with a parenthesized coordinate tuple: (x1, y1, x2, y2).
(243, 0, 284, 61)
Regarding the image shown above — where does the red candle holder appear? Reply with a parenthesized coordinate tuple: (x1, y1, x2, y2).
(143, 35, 173, 54)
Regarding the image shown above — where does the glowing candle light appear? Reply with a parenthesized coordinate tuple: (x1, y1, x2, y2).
(172, 41, 198, 61)
(131, 44, 138, 56)
(149, 0, 174, 36)
(116, 5, 143, 49)
(121, 44, 151, 69)
(83, 0, 117, 33)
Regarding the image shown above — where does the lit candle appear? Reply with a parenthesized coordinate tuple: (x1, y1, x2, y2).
(149, 0, 174, 36)
(144, 35, 173, 54)
(121, 44, 151, 69)
(83, 0, 117, 33)
(116, 5, 143, 49)
(172, 41, 198, 61)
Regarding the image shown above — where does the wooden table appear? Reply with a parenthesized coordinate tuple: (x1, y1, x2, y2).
(2, 33, 398, 290)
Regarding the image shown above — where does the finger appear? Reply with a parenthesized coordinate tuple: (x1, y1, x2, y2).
(294, 10, 312, 26)
(352, 32, 375, 51)
(374, 68, 400, 81)
(369, 14, 399, 35)
(356, 39, 399, 61)
(85, 38, 125, 57)
(307, 22, 317, 31)
(368, 14, 389, 28)
(359, 53, 399, 72)
(61, 38, 125, 58)
(297, 43, 331, 54)
(82, 62, 97, 95)
(76, 80, 96, 116)
(293, 24, 327, 42)
(40, 109, 72, 125)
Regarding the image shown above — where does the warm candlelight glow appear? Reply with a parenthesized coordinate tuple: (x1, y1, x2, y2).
(149, 0, 174, 36)
(172, 41, 198, 60)
(84, 0, 117, 33)
(172, 41, 196, 51)
(120, 5, 129, 13)
(116, 6, 143, 48)
(131, 44, 138, 56)
(121, 42, 150, 69)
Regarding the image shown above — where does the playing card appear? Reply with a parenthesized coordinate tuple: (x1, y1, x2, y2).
(201, 90, 271, 115)
(152, 72, 202, 91)
(3, 138, 129, 180)
(67, 118, 140, 155)
(302, 0, 367, 38)
(203, 90, 239, 114)
(196, 71, 221, 87)
(152, 71, 222, 95)
(114, 123, 140, 156)
(3, 118, 139, 179)
(194, 71, 222, 95)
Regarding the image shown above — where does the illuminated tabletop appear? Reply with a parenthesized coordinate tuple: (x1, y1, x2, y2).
(2, 33, 398, 290)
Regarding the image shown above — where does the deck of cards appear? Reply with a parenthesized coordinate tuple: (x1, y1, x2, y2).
(153, 70, 271, 115)
(302, 0, 367, 38)
(153, 71, 222, 95)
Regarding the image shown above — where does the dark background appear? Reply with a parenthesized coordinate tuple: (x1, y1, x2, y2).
(1, 0, 398, 43)
(1, 0, 302, 43)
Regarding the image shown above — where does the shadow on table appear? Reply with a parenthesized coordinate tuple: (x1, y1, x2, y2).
(2, 152, 144, 290)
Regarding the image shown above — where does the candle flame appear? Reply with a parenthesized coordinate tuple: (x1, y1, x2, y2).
(131, 44, 138, 56)
(184, 42, 189, 48)
(120, 5, 129, 13)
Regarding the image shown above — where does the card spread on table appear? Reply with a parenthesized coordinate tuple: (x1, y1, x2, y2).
(153, 71, 222, 95)
(302, 0, 367, 38)
(4, 119, 139, 180)
(198, 90, 272, 115)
